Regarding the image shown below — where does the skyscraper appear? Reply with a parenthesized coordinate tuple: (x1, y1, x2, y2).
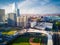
(8, 13, 16, 26)
(14, 2, 20, 16)
(17, 9, 20, 16)
(17, 16, 29, 28)
(8, 2, 20, 26)
(0, 9, 5, 23)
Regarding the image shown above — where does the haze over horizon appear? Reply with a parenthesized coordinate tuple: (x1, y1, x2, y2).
(0, 0, 60, 14)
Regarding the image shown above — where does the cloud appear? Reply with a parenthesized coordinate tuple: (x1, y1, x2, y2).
(20, 6, 60, 14)
(2, 3, 16, 14)
(18, 0, 50, 9)
(2, 0, 60, 14)
(18, 0, 60, 14)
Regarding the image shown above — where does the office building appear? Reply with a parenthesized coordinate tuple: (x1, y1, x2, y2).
(7, 2, 20, 26)
(0, 9, 5, 23)
(16, 9, 20, 16)
(14, 2, 20, 17)
(8, 13, 17, 26)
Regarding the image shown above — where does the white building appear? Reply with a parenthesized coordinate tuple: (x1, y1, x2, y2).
(30, 21, 37, 28)
(17, 16, 29, 28)
(34, 22, 53, 30)
(45, 22, 53, 29)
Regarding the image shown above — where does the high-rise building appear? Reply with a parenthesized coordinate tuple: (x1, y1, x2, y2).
(14, 2, 20, 17)
(8, 13, 17, 26)
(7, 2, 20, 26)
(17, 9, 20, 16)
(0, 9, 5, 23)
(17, 16, 29, 28)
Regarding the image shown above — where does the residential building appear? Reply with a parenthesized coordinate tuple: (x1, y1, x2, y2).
(17, 16, 29, 28)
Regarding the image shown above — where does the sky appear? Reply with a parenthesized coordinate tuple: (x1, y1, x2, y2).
(0, 0, 60, 14)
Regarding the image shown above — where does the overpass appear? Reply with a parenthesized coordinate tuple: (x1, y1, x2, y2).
(18, 28, 53, 45)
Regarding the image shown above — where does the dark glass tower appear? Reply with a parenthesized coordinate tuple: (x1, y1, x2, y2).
(14, 2, 20, 16)
(17, 9, 20, 16)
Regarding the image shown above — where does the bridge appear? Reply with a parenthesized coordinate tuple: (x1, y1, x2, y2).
(18, 28, 53, 45)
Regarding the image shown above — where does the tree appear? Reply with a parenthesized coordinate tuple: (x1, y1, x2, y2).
(56, 21, 60, 31)
(53, 20, 58, 32)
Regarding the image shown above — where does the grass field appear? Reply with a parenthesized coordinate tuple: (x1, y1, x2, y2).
(11, 35, 47, 45)
(12, 43, 30, 45)
(11, 36, 43, 45)
(12, 37, 30, 45)
(2, 30, 17, 35)
(2, 28, 17, 35)
(33, 38, 40, 43)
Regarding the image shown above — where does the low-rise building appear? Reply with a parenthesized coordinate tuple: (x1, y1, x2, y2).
(34, 22, 53, 30)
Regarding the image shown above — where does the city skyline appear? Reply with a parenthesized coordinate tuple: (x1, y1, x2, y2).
(0, 0, 60, 14)
(0, 1, 60, 45)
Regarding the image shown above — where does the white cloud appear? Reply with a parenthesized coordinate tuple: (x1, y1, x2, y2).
(18, 0, 60, 14)
(2, 0, 60, 14)
(4, 3, 16, 14)
(20, 6, 60, 14)
(18, 0, 50, 9)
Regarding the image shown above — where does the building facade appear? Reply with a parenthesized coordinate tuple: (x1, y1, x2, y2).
(8, 13, 17, 26)
(0, 9, 5, 23)
(16, 9, 20, 16)
(17, 16, 29, 28)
